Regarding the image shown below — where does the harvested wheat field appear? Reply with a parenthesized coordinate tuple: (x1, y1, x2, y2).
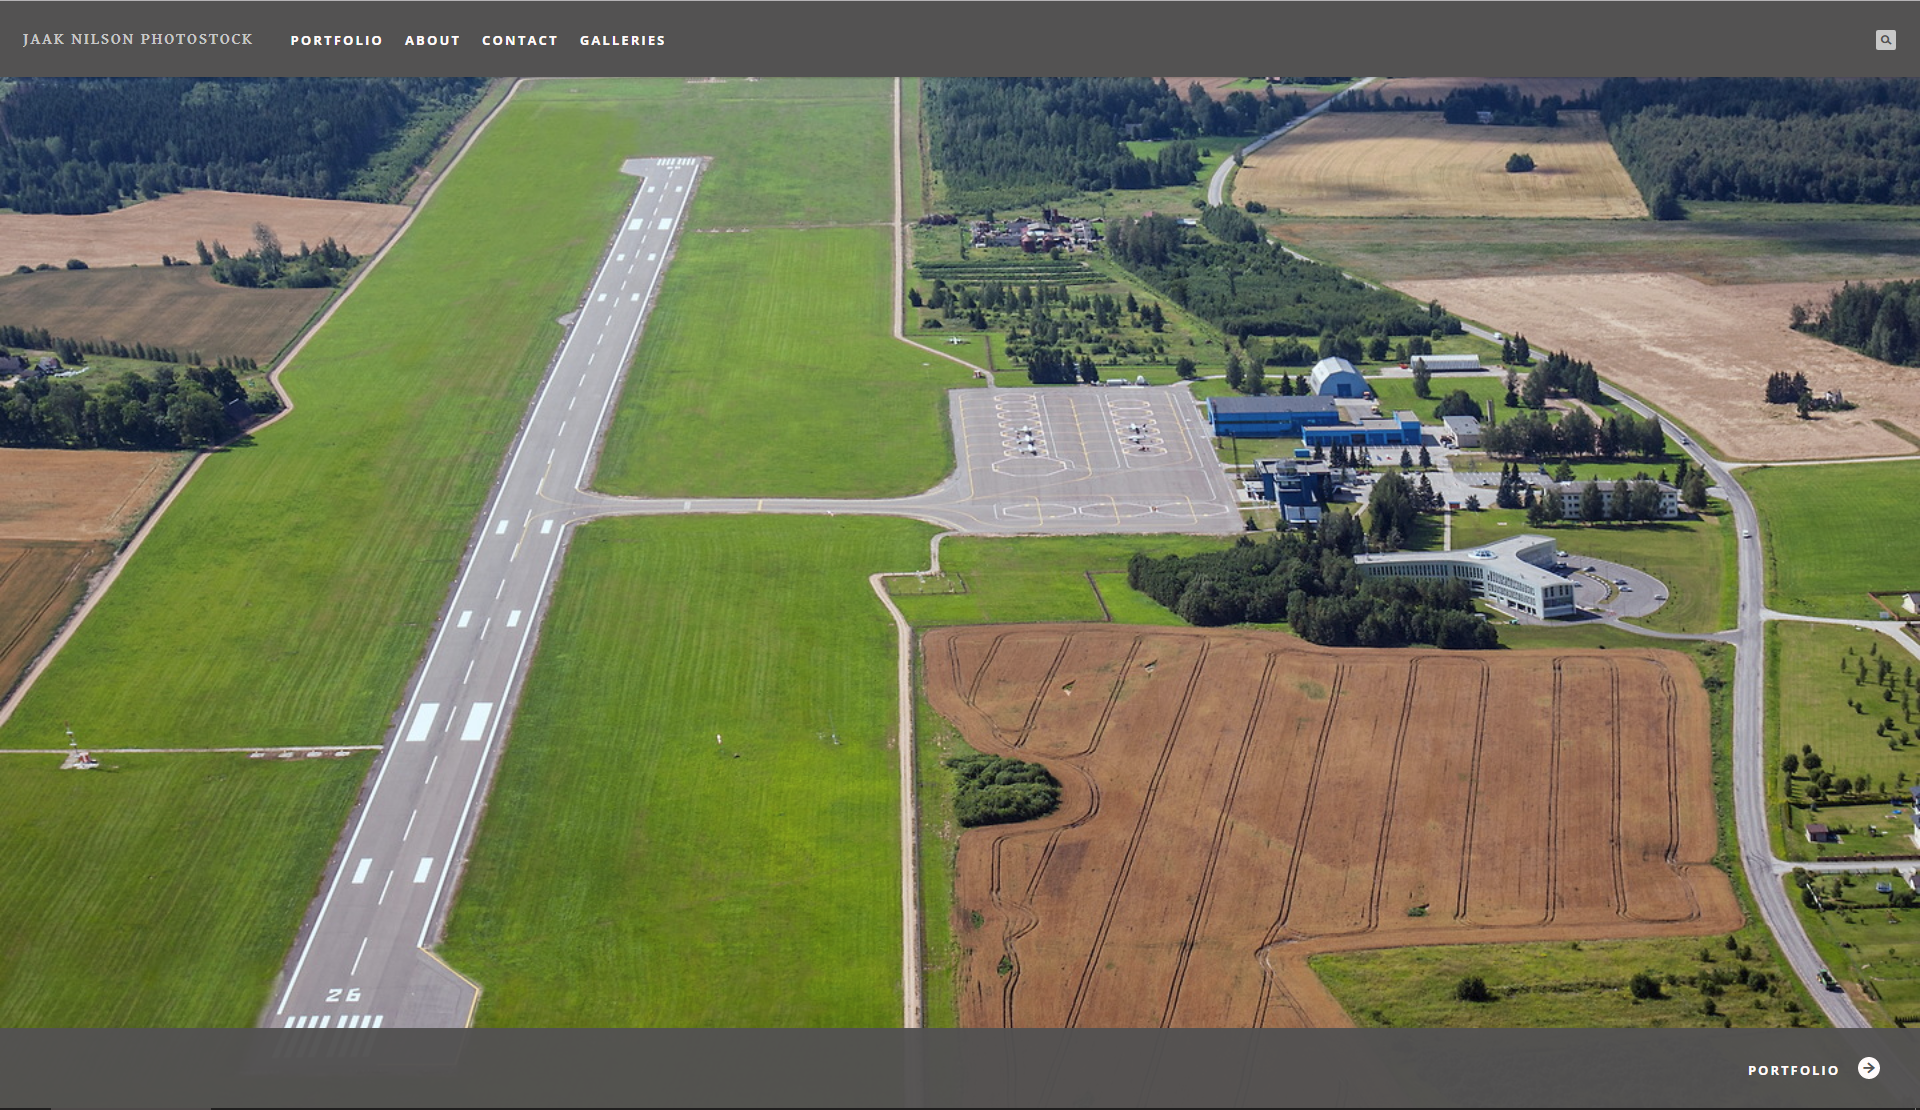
(1367, 78, 1605, 104)
(0, 191, 407, 274)
(0, 267, 331, 365)
(0, 449, 183, 700)
(1398, 273, 1920, 461)
(1236, 111, 1644, 219)
(926, 624, 1737, 1029)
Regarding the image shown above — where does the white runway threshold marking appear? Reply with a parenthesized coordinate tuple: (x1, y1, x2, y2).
(351, 858, 372, 884)
(541, 519, 554, 535)
(457, 611, 472, 628)
(495, 520, 508, 535)
(506, 610, 522, 628)
(657, 217, 673, 230)
(413, 858, 435, 883)
(403, 703, 439, 743)
(596, 293, 606, 302)
(647, 253, 657, 262)
(628, 218, 644, 230)
(631, 293, 641, 302)
(461, 703, 493, 741)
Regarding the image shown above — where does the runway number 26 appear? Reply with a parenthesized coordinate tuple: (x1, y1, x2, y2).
(326, 988, 362, 1003)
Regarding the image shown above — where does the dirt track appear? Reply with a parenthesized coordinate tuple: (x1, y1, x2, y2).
(925, 624, 1739, 1028)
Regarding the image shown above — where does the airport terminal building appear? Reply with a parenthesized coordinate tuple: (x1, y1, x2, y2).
(1354, 533, 1577, 618)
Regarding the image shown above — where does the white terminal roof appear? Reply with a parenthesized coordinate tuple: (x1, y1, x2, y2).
(1354, 533, 1562, 590)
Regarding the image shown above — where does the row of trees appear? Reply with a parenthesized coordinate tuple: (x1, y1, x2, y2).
(1129, 517, 1498, 649)
(0, 77, 486, 213)
(1597, 78, 1920, 207)
(1332, 83, 1587, 124)
(1480, 406, 1668, 461)
(1105, 214, 1462, 340)
(0, 325, 234, 370)
(1792, 279, 1920, 366)
(0, 363, 271, 449)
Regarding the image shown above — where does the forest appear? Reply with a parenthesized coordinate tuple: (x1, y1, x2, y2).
(924, 78, 1303, 212)
(1127, 514, 1499, 649)
(1104, 213, 1460, 340)
(1332, 82, 1576, 126)
(0, 362, 269, 449)
(1793, 279, 1920, 366)
(1597, 77, 1920, 206)
(0, 77, 487, 213)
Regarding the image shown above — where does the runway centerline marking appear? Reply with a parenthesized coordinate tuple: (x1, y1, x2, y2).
(402, 809, 417, 841)
(462, 659, 474, 684)
(424, 756, 438, 784)
(350, 936, 368, 977)
(377, 870, 394, 905)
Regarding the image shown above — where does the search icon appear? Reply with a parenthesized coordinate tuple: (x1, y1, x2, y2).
(1879, 29, 1897, 49)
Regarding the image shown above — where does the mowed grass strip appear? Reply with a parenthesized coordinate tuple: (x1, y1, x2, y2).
(593, 229, 962, 497)
(517, 78, 892, 227)
(0, 93, 643, 751)
(440, 515, 936, 1027)
(0, 755, 365, 1026)
(1745, 459, 1920, 619)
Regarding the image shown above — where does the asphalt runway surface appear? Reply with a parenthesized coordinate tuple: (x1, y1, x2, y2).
(267, 157, 702, 1029)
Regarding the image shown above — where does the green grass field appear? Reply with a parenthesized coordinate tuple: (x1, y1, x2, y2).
(0, 92, 659, 753)
(517, 78, 894, 227)
(1787, 870, 1920, 1025)
(439, 515, 936, 1026)
(0, 754, 365, 1025)
(1449, 501, 1736, 634)
(888, 534, 1231, 628)
(1367, 374, 1509, 419)
(594, 229, 966, 497)
(1745, 460, 1920, 619)
(1767, 621, 1920, 859)
(1313, 931, 1808, 1028)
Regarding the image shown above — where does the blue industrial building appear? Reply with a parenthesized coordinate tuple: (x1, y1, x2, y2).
(1308, 357, 1369, 398)
(1251, 459, 1327, 526)
(1207, 395, 1341, 438)
(1302, 411, 1424, 447)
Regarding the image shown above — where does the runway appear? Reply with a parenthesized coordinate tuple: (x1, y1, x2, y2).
(267, 157, 703, 1028)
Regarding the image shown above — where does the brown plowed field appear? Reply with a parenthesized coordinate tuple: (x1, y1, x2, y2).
(927, 624, 1737, 1029)
(1396, 273, 1920, 461)
(1236, 111, 1644, 219)
(0, 190, 407, 273)
(0, 266, 331, 365)
(0, 448, 182, 700)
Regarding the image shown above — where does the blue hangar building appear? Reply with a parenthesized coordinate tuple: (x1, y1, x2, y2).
(1302, 410, 1424, 448)
(1207, 395, 1341, 438)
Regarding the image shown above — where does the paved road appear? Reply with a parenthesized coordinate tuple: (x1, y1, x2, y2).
(1584, 382, 1873, 1027)
(266, 157, 704, 1030)
(1206, 78, 1377, 208)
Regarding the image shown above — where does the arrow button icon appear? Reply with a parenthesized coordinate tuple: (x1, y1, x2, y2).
(1859, 1057, 1880, 1079)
